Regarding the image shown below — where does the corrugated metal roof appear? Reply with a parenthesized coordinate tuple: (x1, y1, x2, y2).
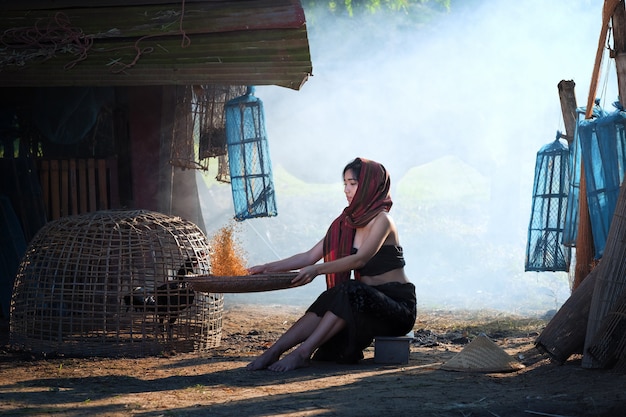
(0, 0, 312, 89)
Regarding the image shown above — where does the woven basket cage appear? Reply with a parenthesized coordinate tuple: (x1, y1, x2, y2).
(9, 209, 223, 357)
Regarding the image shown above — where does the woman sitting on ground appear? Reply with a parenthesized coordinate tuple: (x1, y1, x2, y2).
(246, 157, 416, 372)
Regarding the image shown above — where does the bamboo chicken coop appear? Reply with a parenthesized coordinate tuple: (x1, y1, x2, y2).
(9, 209, 223, 357)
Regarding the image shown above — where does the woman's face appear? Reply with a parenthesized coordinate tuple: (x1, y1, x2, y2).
(343, 169, 359, 205)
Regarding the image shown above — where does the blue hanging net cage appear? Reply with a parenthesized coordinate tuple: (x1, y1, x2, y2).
(562, 121, 581, 247)
(225, 86, 277, 221)
(576, 103, 626, 258)
(562, 102, 609, 248)
(525, 133, 571, 272)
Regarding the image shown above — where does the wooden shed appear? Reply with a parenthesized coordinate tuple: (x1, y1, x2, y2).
(0, 0, 312, 328)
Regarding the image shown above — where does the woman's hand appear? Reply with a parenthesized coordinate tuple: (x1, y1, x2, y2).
(247, 264, 268, 275)
(292, 264, 320, 287)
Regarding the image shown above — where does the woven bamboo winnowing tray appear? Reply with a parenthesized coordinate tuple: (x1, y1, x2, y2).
(185, 272, 299, 293)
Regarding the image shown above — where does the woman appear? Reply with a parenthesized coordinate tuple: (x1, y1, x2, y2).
(246, 157, 416, 372)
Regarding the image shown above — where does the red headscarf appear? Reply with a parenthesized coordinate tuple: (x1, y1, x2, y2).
(323, 158, 392, 288)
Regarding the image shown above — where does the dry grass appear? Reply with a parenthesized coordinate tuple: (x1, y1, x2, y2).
(208, 223, 249, 276)
(414, 309, 547, 338)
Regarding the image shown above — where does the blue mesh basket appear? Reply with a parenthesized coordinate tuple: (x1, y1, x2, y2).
(577, 108, 626, 258)
(225, 86, 277, 221)
(525, 134, 571, 272)
(562, 122, 581, 248)
(563, 103, 610, 249)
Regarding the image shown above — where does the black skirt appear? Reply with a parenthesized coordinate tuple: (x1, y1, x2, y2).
(306, 280, 416, 363)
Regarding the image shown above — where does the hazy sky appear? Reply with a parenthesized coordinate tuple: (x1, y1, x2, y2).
(203, 0, 620, 314)
(257, 0, 618, 184)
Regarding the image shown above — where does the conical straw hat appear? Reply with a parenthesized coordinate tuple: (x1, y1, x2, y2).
(441, 334, 525, 373)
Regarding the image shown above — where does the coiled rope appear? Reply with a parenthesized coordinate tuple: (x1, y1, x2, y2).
(0, 0, 191, 73)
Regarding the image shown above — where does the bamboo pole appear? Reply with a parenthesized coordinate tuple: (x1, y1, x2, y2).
(584, 0, 622, 119)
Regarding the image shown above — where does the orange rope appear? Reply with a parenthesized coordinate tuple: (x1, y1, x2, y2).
(1, 1, 191, 72)
(0, 12, 93, 69)
(108, 0, 190, 74)
(585, 0, 622, 119)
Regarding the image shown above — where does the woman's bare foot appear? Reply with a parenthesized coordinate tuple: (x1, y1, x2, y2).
(246, 349, 281, 371)
(267, 350, 311, 372)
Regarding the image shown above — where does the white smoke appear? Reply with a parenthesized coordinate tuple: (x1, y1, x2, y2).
(201, 0, 619, 314)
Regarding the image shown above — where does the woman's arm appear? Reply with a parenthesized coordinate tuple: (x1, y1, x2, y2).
(292, 212, 393, 286)
(247, 239, 324, 275)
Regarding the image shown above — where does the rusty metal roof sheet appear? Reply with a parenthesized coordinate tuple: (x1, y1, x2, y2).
(0, 0, 312, 89)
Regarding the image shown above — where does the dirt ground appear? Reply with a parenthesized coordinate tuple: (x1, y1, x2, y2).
(1, 304, 625, 417)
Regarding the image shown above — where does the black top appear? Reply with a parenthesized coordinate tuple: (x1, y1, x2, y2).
(351, 245, 406, 277)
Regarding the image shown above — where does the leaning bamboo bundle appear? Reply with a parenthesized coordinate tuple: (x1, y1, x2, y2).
(613, 335, 626, 372)
(535, 268, 597, 363)
(582, 182, 626, 368)
(586, 287, 626, 368)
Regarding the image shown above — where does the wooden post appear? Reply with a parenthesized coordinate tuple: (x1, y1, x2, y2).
(585, 0, 622, 118)
(573, 166, 595, 290)
(556, 80, 595, 290)
(558, 80, 577, 145)
(613, 1, 626, 107)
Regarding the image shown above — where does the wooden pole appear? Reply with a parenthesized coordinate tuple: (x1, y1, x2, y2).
(562, 81, 595, 290)
(585, 0, 622, 119)
(613, 1, 626, 107)
(573, 166, 595, 290)
(556, 80, 594, 290)
(558, 80, 577, 145)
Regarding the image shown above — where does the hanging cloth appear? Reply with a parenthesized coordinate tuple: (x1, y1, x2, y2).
(525, 134, 570, 272)
(323, 158, 392, 288)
